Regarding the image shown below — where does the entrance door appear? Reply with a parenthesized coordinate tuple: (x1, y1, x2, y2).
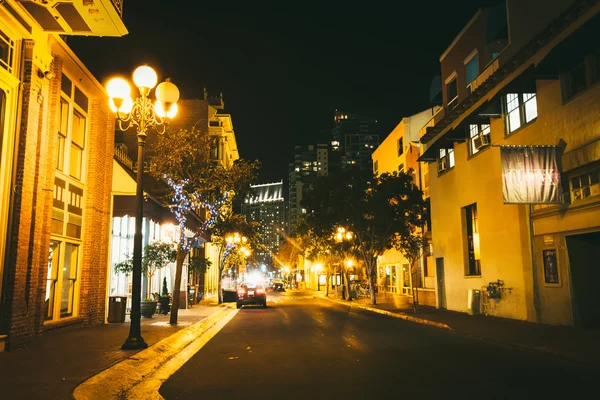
(436, 258, 446, 309)
(566, 231, 600, 328)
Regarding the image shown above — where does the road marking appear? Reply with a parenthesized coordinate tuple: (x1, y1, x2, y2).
(73, 305, 238, 400)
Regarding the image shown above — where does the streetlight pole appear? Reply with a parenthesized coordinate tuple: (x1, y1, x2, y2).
(107, 66, 180, 350)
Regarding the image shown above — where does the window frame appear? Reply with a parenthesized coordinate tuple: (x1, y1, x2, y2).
(437, 147, 455, 175)
(503, 92, 538, 136)
(44, 240, 82, 322)
(463, 203, 481, 276)
(464, 49, 479, 94)
(467, 123, 491, 156)
(445, 72, 458, 110)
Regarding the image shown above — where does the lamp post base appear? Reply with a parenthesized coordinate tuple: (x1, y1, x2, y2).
(121, 335, 148, 350)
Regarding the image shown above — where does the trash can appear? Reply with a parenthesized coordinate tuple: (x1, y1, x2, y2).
(108, 296, 127, 323)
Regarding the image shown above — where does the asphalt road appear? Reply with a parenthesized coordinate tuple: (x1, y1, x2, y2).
(160, 290, 598, 400)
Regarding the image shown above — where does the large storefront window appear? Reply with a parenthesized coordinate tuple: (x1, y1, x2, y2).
(44, 241, 80, 320)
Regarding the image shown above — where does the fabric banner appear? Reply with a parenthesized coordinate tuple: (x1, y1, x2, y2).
(501, 146, 562, 204)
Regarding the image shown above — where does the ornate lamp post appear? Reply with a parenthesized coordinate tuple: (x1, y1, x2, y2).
(335, 227, 353, 300)
(106, 65, 180, 350)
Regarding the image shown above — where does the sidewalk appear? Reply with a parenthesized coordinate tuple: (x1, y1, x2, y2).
(318, 290, 600, 369)
(0, 299, 224, 400)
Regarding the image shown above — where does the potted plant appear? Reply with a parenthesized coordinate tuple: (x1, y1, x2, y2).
(114, 241, 176, 318)
(157, 277, 171, 315)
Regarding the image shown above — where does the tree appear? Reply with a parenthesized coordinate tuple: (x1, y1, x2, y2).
(148, 127, 259, 324)
(209, 212, 261, 303)
(302, 168, 426, 305)
(114, 241, 176, 299)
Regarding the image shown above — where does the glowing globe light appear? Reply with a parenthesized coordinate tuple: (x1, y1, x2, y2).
(133, 65, 158, 89)
(155, 79, 180, 104)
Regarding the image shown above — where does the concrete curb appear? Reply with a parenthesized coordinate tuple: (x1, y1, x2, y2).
(73, 304, 238, 400)
(319, 296, 453, 331)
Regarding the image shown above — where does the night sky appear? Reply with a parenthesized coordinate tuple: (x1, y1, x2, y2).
(69, 0, 499, 183)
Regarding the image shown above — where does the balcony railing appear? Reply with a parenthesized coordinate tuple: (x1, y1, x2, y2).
(112, 0, 123, 17)
(114, 144, 133, 170)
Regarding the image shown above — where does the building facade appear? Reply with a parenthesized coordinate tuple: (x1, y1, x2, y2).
(241, 181, 285, 269)
(419, 0, 600, 327)
(372, 108, 439, 307)
(288, 144, 328, 233)
(0, 0, 126, 351)
(331, 110, 379, 172)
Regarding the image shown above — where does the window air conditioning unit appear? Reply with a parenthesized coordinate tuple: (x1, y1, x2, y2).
(590, 183, 600, 197)
(474, 133, 491, 150)
(437, 157, 448, 172)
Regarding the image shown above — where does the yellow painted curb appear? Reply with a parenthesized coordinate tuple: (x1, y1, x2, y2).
(320, 296, 452, 331)
(73, 304, 238, 400)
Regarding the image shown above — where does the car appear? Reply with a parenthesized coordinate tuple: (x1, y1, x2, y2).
(236, 283, 267, 309)
(271, 279, 284, 292)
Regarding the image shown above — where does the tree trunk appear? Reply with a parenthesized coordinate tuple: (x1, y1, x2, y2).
(170, 250, 187, 325)
(217, 272, 223, 304)
(367, 261, 377, 305)
(325, 271, 331, 296)
(344, 269, 352, 301)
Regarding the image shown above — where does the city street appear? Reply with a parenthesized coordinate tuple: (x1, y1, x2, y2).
(160, 290, 598, 399)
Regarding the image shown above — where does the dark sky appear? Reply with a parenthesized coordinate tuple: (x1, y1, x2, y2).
(69, 0, 498, 183)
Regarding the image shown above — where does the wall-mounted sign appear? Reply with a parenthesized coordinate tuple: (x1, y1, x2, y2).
(542, 249, 559, 284)
(543, 235, 555, 246)
(501, 146, 562, 204)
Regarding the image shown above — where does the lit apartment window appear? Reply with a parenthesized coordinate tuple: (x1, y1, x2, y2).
(504, 93, 537, 134)
(463, 203, 481, 276)
(397, 137, 404, 157)
(447, 75, 458, 109)
(563, 51, 600, 100)
(468, 124, 491, 155)
(570, 168, 600, 201)
(437, 148, 455, 174)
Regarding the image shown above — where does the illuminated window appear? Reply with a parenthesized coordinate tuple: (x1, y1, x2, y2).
(45, 240, 80, 320)
(437, 148, 454, 174)
(570, 168, 600, 201)
(468, 124, 490, 155)
(463, 203, 481, 276)
(504, 93, 537, 134)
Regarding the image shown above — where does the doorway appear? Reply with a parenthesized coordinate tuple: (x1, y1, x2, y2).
(436, 258, 446, 309)
(566, 231, 600, 329)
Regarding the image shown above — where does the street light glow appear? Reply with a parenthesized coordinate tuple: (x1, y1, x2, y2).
(133, 65, 158, 89)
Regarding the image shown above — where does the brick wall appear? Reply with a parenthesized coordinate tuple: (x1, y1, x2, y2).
(2, 42, 115, 350)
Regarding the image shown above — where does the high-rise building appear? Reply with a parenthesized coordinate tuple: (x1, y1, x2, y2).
(331, 110, 379, 172)
(288, 144, 328, 233)
(241, 181, 285, 268)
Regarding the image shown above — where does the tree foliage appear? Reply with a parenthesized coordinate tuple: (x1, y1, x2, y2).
(147, 126, 260, 323)
(301, 167, 426, 304)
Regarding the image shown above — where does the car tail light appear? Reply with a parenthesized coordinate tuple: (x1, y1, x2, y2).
(256, 288, 265, 294)
(237, 289, 246, 295)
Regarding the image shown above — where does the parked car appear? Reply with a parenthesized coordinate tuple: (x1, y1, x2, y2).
(271, 279, 284, 292)
(237, 283, 267, 309)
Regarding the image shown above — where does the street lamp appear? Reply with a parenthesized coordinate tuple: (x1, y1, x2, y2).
(335, 226, 353, 300)
(107, 65, 180, 350)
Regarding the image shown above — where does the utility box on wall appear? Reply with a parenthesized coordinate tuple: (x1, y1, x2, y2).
(468, 289, 482, 315)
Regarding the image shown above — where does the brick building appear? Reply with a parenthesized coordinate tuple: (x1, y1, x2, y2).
(0, 0, 126, 351)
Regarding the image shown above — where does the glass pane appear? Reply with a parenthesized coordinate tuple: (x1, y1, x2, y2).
(524, 94, 538, 123)
(508, 109, 521, 133)
(56, 134, 65, 170)
(60, 101, 69, 134)
(448, 149, 455, 167)
(71, 111, 85, 148)
(60, 243, 79, 317)
(61, 74, 72, 96)
(590, 172, 599, 185)
(447, 78, 457, 103)
(45, 241, 60, 320)
(569, 62, 587, 95)
(74, 86, 88, 111)
(69, 145, 82, 180)
(505, 93, 519, 112)
(465, 54, 479, 84)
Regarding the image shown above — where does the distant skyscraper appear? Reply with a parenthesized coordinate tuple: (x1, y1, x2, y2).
(241, 181, 285, 268)
(288, 144, 328, 233)
(331, 110, 379, 172)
